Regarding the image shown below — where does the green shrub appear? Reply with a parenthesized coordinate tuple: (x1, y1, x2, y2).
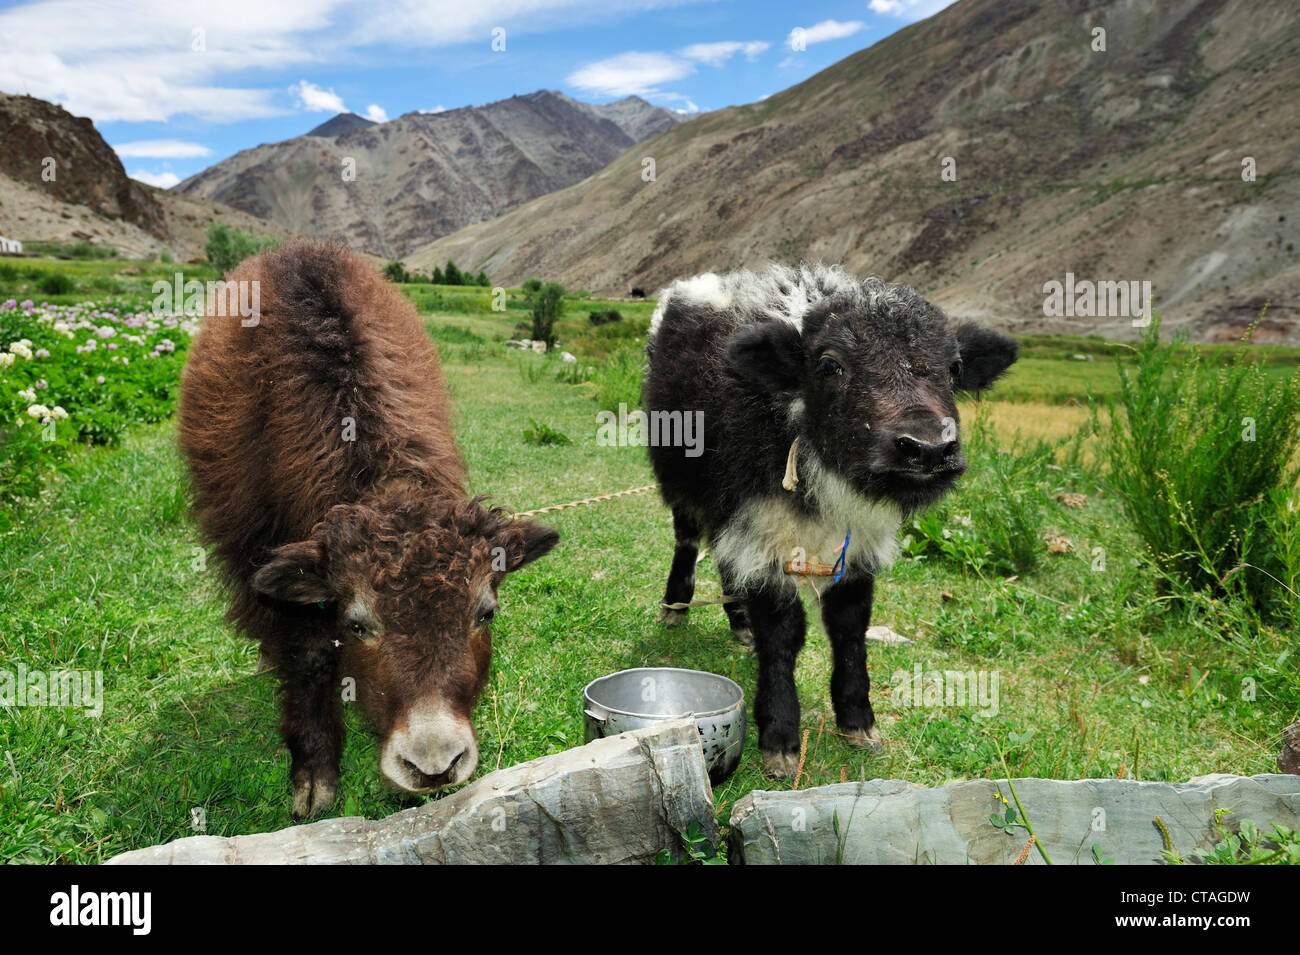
(1098, 316, 1300, 617)
(522, 419, 572, 446)
(523, 279, 565, 350)
(590, 349, 644, 412)
(37, 272, 75, 295)
(204, 223, 277, 274)
(588, 309, 622, 326)
(383, 261, 409, 283)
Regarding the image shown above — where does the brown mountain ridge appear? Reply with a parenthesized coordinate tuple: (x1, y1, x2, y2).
(406, 0, 1300, 343)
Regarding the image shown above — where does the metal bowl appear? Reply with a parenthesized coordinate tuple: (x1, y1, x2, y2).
(582, 667, 746, 784)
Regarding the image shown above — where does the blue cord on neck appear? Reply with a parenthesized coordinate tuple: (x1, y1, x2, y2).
(831, 527, 850, 583)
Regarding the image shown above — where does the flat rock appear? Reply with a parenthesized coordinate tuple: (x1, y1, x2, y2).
(729, 774, 1300, 865)
(108, 717, 715, 865)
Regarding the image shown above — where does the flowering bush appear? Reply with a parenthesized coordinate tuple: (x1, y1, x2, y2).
(0, 298, 197, 503)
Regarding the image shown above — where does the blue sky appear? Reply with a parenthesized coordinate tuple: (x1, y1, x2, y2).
(0, 0, 954, 187)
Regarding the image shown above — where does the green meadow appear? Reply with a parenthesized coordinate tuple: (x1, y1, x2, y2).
(1, 257, 1297, 863)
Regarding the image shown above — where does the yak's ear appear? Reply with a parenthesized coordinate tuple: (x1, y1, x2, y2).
(252, 540, 331, 604)
(727, 320, 804, 393)
(494, 520, 560, 574)
(954, 322, 1019, 394)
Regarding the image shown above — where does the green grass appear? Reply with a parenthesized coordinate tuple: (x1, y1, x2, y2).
(0, 256, 221, 308)
(2, 276, 1298, 863)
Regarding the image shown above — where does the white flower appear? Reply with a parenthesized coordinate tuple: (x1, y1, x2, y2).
(18, 387, 36, 402)
(51, 406, 68, 420)
(0, 353, 13, 368)
(26, 403, 50, 419)
(8, 342, 33, 360)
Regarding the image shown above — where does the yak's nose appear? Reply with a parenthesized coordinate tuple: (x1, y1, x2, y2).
(894, 433, 960, 471)
(402, 749, 467, 789)
(381, 706, 478, 792)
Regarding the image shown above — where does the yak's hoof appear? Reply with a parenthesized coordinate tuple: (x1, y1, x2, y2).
(841, 724, 884, 755)
(658, 607, 688, 628)
(731, 626, 754, 647)
(291, 774, 338, 820)
(761, 750, 800, 779)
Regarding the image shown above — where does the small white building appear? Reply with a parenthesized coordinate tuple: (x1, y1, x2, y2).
(0, 236, 22, 254)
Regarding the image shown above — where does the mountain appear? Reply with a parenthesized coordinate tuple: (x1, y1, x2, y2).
(176, 91, 684, 259)
(306, 112, 377, 138)
(405, 0, 1300, 343)
(0, 92, 166, 237)
(0, 92, 303, 261)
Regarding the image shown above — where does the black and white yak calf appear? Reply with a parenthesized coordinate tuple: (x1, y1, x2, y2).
(644, 265, 1018, 777)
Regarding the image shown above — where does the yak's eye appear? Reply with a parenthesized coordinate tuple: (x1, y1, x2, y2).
(476, 608, 496, 626)
(949, 359, 963, 384)
(349, 621, 365, 635)
(817, 355, 843, 378)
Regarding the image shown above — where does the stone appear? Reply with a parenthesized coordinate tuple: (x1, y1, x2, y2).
(107, 717, 716, 865)
(729, 774, 1300, 865)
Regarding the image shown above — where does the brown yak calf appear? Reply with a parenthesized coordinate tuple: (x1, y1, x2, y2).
(179, 242, 558, 818)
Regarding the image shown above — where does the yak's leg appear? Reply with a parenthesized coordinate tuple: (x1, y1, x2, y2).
(822, 573, 883, 754)
(658, 508, 701, 628)
(719, 565, 753, 646)
(272, 631, 344, 819)
(749, 585, 807, 778)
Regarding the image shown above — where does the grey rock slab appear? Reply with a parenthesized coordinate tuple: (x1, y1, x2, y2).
(729, 774, 1300, 865)
(107, 717, 714, 865)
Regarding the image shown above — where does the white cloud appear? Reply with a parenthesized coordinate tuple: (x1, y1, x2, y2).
(420, 105, 448, 114)
(566, 51, 695, 98)
(869, 0, 953, 19)
(113, 140, 213, 159)
(787, 19, 866, 50)
(364, 103, 388, 122)
(679, 40, 769, 67)
(290, 80, 347, 113)
(129, 169, 180, 189)
(0, 0, 714, 125)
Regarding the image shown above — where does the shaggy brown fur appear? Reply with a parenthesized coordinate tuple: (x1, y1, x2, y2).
(179, 241, 558, 818)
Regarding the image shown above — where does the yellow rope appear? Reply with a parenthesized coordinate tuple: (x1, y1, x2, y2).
(509, 482, 659, 519)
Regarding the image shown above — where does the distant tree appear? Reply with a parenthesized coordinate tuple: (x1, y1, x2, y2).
(524, 279, 565, 350)
(431, 265, 445, 284)
(475, 270, 490, 287)
(205, 223, 276, 274)
(383, 260, 408, 283)
(444, 260, 463, 286)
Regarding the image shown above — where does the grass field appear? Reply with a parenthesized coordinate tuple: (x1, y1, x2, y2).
(1, 262, 1298, 863)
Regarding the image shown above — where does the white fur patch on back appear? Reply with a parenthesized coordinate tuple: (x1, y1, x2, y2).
(712, 448, 902, 591)
(649, 263, 863, 340)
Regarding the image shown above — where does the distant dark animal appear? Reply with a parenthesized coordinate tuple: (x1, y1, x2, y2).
(179, 242, 558, 818)
(589, 309, 622, 326)
(644, 265, 1017, 777)
(630, 287, 646, 299)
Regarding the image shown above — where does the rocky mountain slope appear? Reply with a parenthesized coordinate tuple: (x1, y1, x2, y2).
(406, 0, 1300, 343)
(0, 92, 166, 238)
(0, 92, 302, 261)
(176, 91, 683, 259)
